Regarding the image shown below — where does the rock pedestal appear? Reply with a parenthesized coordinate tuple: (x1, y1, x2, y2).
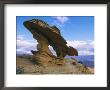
(31, 32, 65, 66)
(23, 19, 78, 67)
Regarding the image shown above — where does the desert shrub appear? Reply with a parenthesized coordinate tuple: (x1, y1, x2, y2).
(16, 66, 24, 74)
(71, 62, 76, 65)
(30, 58, 40, 65)
(78, 65, 91, 74)
(78, 61, 83, 64)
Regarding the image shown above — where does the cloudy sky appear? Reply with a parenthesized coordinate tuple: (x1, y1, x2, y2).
(16, 16, 94, 55)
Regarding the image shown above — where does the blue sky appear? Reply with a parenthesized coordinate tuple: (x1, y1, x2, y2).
(16, 16, 94, 55)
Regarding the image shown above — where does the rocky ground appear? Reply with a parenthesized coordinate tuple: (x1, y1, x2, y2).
(16, 56, 94, 74)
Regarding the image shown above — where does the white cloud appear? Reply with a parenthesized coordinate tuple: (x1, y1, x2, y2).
(67, 40, 94, 55)
(17, 48, 31, 54)
(78, 51, 94, 55)
(52, 20, 63, 28)
(17, 35, 24, 40)
(17, 35, 56, 55)
(53, 16, 69, 24)
(17, 35, 94, 56)
(17, 35, 37, 54)
(52, 16, 69, 28)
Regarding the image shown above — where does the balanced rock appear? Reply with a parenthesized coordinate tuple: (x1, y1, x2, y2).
(23, 19, 78, 66)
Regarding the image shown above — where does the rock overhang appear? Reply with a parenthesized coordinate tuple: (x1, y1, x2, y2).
(23, 19, 78, 58)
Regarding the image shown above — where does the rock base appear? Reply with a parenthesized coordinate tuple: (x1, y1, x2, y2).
(31, 51, 65, 67)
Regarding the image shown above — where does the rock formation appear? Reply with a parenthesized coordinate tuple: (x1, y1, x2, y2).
(23, 19, 78, 66)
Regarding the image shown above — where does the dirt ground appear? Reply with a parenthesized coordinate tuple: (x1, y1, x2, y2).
(16, 57, 94, 74)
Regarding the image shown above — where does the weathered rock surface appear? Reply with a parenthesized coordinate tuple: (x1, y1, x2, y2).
(23, 19, 78, 66)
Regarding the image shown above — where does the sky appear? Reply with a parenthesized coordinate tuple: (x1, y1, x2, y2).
(16, 16, 94, 55)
